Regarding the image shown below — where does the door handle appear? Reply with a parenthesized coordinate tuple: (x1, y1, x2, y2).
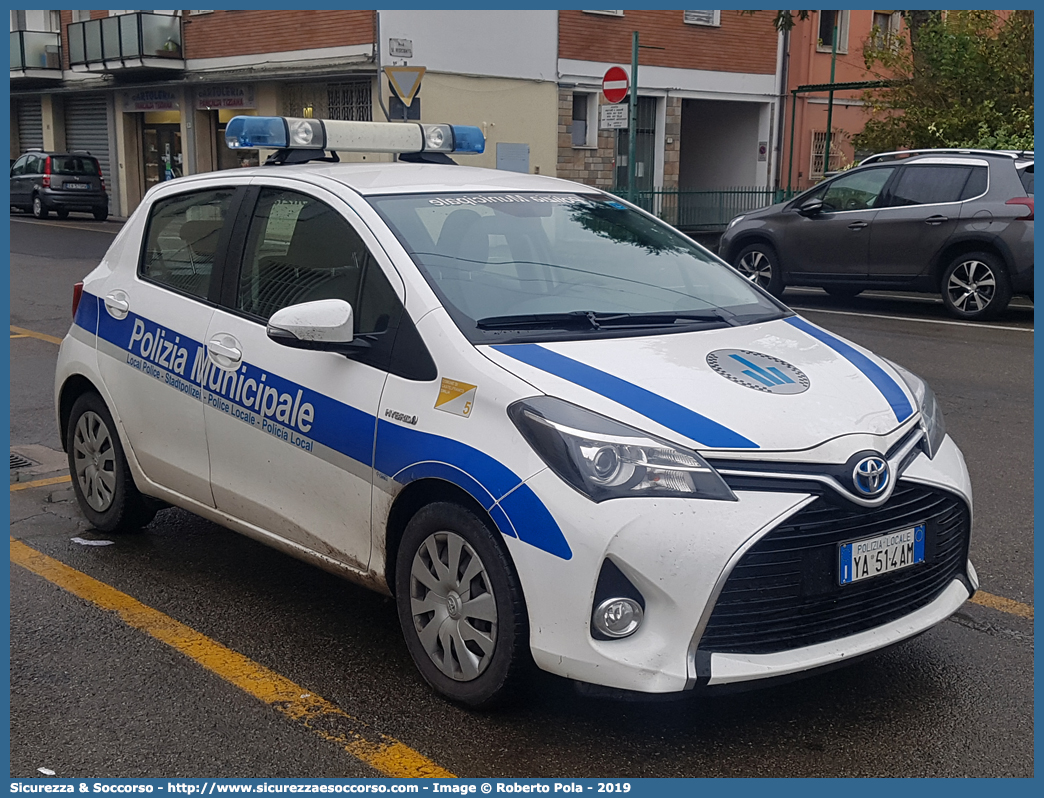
(925, 215, 949, 225)
(847, 221, 868, 230)
(104, 292, 130, 320)
(207, 337, 242, 365)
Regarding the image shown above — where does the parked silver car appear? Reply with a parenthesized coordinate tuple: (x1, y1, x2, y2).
(720, 149, 1033, 320)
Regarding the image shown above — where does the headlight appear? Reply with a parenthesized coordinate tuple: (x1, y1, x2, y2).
(508, 397, 736, 502)
(728, 214, 745, 230)
(886, 360, 946, 459)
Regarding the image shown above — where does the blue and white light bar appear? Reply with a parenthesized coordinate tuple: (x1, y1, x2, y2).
(225, 116, 484, 155)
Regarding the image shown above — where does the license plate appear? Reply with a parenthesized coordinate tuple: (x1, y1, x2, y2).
(839, 525, 925, 585)
(63, 182, 90, 190)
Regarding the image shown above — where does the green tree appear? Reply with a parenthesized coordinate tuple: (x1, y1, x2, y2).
(855, 10, 1033, 152)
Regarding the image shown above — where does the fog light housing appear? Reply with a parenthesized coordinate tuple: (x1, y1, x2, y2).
(593, 597, 644, 638)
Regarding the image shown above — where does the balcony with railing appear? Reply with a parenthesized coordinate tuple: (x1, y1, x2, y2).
(10, 31, 62, 81)
(68, 12, 184, 73)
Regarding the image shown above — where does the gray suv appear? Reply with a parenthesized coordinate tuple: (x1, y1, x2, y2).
(720, 150, 1033, 320)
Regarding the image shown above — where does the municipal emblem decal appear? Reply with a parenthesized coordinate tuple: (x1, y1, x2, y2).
(706, 349, 809, 395)
(853, 455, 890, 497)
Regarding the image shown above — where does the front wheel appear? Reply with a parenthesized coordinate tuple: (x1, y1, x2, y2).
(32, 195, 48, 219)
(941, 251, 1011, 321)
(66, 392, 157, 533)
(395, 502, 529, 708)
(733, 243, 785, 297)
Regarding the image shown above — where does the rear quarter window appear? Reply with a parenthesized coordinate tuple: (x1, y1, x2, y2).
(1018, 164, 1033, 195)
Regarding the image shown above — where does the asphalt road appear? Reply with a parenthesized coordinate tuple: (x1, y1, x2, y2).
(8, 216, 1034, 778)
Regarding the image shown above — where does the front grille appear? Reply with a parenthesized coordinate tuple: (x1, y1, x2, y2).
(698, 484, 969, 655)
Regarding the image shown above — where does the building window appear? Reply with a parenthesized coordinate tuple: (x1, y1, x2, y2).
(571, 93, 598, 148)
(72, 10, 91, 22)
(817, 10, 850, 53)
(872, 11, 900, 48)
(11, 10, 26, 30)
(811, 130, 844, 178)
(582, 11, 624, 17)
(327, 82, 372, 122)
(683, 10, 720, 27)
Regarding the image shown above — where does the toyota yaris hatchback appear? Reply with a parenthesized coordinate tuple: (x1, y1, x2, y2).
(55, 117, 976, 706)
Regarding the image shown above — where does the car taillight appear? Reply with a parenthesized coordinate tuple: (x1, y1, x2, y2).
(1006, 196, 1034, 221)
(97, 161, 105, 192)
(42, 156, 51, 189)
(72, 282, 84, 320)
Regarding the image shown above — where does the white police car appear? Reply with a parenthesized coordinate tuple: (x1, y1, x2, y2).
(55, 116, 976, 707)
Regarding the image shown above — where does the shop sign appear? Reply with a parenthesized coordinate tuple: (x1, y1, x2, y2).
(124, 89, 179, 113)
(196, 85, 256, 110)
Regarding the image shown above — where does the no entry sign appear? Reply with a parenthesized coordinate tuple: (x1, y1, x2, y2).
(602, 66, 629, 104)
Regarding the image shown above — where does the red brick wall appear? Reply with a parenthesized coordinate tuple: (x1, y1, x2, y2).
(559, 10, 778, 74)
(182, 10, 374, 59)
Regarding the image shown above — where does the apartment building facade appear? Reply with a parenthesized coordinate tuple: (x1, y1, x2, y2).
(779, 9, 905, 192)
(11, 9, 783, 221)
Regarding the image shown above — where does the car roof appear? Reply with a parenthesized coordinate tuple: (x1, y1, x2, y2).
(173, 161, 597, 197)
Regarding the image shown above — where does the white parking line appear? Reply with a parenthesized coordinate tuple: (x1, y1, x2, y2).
(791, 305, 1033, 332)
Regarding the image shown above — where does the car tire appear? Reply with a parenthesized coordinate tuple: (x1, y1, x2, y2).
(66, 392, 157, 533)
(823, 285, 864, 299)
(32, 195, 48, 219)
(93, 207, 109, 222)
(733, 243, 785, 297)
(56, 209, 70, 220)
(941, 251, 1012, 321)
(395, 501, 529, 708)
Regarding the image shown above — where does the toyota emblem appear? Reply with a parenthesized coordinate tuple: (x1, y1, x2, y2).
(853, 456, 889, 497)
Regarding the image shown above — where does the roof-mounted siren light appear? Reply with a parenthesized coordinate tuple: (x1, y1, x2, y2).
(224, 116, 484, 155)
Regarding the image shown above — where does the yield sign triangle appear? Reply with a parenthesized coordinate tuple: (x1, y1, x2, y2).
(385, 66, 426, 106)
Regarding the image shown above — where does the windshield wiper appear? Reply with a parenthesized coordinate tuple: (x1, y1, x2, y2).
(476, 309, 738, 330)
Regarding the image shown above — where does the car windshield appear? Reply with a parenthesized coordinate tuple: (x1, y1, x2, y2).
(369, 192, 787, 342)
(51, 156, 98, 176)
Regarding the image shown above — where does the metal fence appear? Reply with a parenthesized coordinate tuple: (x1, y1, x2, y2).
(610, 187, 799, 232)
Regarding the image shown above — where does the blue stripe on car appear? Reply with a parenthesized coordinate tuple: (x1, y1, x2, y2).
(785, 316, 914, 422)
(491, 343, 758, 449)
(78, 293, 572, 560)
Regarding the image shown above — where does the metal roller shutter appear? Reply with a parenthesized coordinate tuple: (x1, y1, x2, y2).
(16, 98, 44, 152)
(64, 94, 112, 210)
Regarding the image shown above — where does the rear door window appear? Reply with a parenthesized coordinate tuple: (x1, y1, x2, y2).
(140, 188, 236, 301)
(887, 165, 975, 206)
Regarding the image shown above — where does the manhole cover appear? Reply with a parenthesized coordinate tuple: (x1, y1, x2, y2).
(10, 452, 35, 470)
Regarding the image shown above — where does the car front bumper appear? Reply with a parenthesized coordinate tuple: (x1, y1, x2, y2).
(504, 434, 973, 695)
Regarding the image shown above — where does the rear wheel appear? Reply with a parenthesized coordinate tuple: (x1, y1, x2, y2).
(32, 195, 47, 219)
(941, 251, 1011, 321)
(733, 243, 784, 297)
(66, 392, 156, 533)
(56, 209, 70, 220)
(395, 502, 529, 707)
(93, 207, 109, 222)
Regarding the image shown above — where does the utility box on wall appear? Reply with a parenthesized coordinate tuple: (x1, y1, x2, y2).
(496, 142, 530, 173)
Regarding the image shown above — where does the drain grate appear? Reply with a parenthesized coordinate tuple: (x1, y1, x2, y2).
(11, 452, 35, 470)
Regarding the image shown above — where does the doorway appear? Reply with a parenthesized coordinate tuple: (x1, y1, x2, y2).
(142, 119, 182, 190)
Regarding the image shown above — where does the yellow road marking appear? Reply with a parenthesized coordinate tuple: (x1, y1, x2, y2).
(971, 590, 1034, 620)
(10, 538, 454, 778)
(11, 334, 31, 339)
(10, 475, 72, 491)
(10, 325, 63, 345)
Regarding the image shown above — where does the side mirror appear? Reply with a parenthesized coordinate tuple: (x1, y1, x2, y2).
(798, 198, 824, 217)
(267, 299, 357, 352)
